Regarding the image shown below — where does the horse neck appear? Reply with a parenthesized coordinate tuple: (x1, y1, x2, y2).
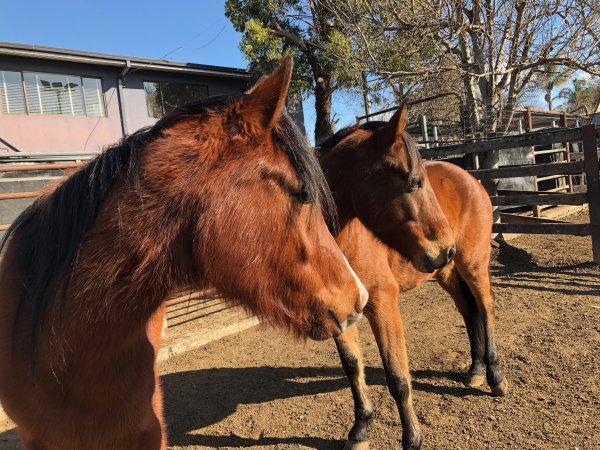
(65, 172, 199, 342)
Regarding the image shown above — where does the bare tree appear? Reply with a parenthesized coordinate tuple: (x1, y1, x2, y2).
(322, 0, 600, 134)
(321, 0, 599, 223)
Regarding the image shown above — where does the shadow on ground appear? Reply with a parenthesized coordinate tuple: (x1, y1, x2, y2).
(162, 366, 351, 448)
(491, 240, 600, 296)
(161, 364, 487, 448)
(0, 427, 20, 450)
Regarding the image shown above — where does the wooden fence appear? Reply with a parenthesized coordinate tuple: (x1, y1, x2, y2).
(0, 154, 238, 332)
(2, 127, 600, 262)
(421, 124, 600, 263)
(0, 152, 96, 232)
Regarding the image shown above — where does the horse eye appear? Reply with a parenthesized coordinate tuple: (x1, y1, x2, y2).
(293, 188, 313, 204)
(409, 178, 423, 191)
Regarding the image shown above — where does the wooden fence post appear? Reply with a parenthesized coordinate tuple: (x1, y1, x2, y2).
(582, 124, 600, 263)
(420, 114, 430, 149)
(560, 112, 574, 193)
(524, 109, 541, 217)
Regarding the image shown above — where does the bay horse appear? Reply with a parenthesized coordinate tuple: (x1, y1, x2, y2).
(318, 105, 508, 450)
(0, 58, 368, 450)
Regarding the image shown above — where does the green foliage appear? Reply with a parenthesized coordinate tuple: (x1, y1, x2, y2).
(232, 14, 311, 97)
(556, 78, 600, 114)
(239, 19, 280, 62)
(225, 0, 359, 98)
(319, 28, 358, 88)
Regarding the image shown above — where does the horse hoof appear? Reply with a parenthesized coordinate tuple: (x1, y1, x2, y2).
(403, 435, 422, 450)
(491, 378, 509, 397)
(343, 439, 370, 450)
(464, 373, 485, 388)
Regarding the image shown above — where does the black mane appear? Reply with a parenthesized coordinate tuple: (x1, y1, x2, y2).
(0, 93, 334, 348)
(274, 112, 338, 230)
(318, 121, 388, 155)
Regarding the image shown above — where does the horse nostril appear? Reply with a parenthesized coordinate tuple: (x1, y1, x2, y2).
(447, 245, 457, 261)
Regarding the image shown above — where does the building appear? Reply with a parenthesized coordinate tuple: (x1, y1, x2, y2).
(0, 42, 250, 153)
(592, 94, 600, 125)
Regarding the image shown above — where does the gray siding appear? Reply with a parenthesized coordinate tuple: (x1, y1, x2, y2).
(122, 71, 246, 134)
(0, 55, 247, 153)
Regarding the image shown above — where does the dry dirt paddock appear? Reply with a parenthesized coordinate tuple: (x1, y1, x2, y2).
(1, 211, 599, 449)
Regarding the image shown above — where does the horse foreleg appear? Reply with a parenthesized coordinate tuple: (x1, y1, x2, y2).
(367, 286, 421, 450)
(435, 264, 487, 388)
(143, 304, 168, 450)
(459, 267, 508, 397)
(334, 323, 373, 450)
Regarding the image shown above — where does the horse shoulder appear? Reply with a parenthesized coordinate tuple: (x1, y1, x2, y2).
(424, 160, 493, 265)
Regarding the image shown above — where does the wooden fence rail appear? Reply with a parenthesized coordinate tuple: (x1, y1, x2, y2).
(0, 159, 86, 232)
(493, 223, 591, 236)
(2, 127, 600, 261)
(425, 124, 600, 263)
(490, 192, 588, 207)
(0, 162, 81, 172)
(469, 161, 584, 180)
(0, 191, 41, 200)
(420, 127, 589, 159)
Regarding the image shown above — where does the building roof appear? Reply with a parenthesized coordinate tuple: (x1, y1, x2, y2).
(0, 41, 249, 80)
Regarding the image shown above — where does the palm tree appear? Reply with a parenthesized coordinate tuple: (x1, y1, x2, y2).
(556, 78, 597, 113)
(533, 65, 573, 111)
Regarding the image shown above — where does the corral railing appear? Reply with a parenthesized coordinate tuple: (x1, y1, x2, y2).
(0, 152, 97, 232)
(422, 124, 600, 263)
(0, 155, 235, 331)
(2, 129, 600, 263)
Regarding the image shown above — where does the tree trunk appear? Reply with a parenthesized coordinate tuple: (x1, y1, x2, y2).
(313, 74, 334, 144)
(462, 73, 480, 135)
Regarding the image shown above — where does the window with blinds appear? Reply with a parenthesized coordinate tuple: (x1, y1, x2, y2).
(82, 77, 106, 116)
(0, 71, 106, 117)
(0, 71, 27, 114)
(24, 72, 85, 115)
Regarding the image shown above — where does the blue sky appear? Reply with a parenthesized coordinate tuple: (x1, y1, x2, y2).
(0, 0, 366, 142)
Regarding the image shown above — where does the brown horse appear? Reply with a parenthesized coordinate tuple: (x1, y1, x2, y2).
(318, 105, 508, 450)
(0, 58, 368, 450)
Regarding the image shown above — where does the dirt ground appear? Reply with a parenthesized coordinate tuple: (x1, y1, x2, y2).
(159, 209, 599, 450)
(1, 210, 599, 449)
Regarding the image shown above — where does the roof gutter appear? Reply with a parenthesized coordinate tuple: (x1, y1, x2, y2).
(0, 47, 249, 79)
(0, 48, 124, 67)
(127, 62, 248, 79)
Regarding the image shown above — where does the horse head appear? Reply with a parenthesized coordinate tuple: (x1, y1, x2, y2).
(320, 104, 456, 273)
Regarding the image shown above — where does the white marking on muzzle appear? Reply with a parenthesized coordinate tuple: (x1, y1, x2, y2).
(342, 254, 369, 309)
(339, 312, 363, 332)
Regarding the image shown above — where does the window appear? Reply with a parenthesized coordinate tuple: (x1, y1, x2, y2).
(24, 72, 85, 115)
(82, 77, 106, 116)
(0, 70, 106, 117)
(144, 81, 208, 118)
(0, 71, 27, 114)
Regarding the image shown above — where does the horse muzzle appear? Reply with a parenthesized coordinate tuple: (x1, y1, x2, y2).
(422, 244, 457, 273)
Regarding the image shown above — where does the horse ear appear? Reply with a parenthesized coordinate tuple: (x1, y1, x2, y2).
(378, 102, 408, 145)
(241, 57, 293, 130)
